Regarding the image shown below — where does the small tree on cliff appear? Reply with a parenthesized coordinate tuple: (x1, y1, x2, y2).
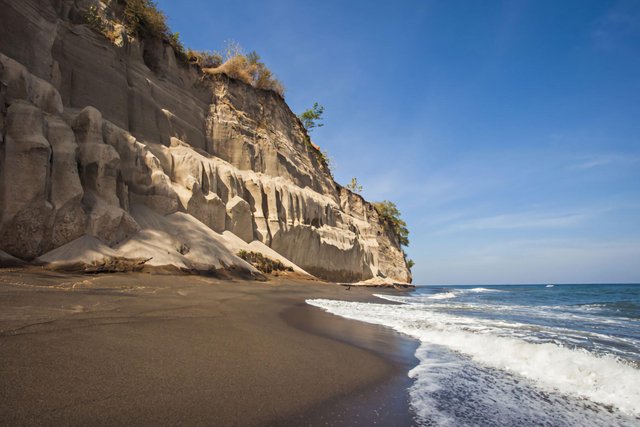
(346, 177, 363, 194)
(298, 103, 324, 132)
(298, 103, 332, 175)
(404, 251, 415, 271)
(373, 200, 409, 247)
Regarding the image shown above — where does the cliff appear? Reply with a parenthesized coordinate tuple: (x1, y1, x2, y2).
(0, 0, 411, 283)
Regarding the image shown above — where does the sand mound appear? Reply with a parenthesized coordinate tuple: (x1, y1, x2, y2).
(34, 236, 149, 273)
(33, 205, 311, 278)
(116, 205, 258, 274)
(37, 235, 117, 265)
(0, 250, 27, 267)
(220, 231, 310, 275)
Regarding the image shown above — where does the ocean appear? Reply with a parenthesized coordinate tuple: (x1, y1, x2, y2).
(307, 283, 640, 426)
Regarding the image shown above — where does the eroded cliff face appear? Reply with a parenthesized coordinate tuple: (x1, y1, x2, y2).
(0, 0, 412, 283)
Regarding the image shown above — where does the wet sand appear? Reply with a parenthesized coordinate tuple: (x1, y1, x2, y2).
(0, 269, 417, 426)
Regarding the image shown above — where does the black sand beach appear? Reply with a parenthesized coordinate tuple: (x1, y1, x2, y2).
(0, 270, 417, 426)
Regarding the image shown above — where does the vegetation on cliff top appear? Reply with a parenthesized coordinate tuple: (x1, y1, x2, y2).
(83, 1, 283, 96)
(201, 42, 285, 97)
(120, 0, 188, 61)
(120, 0, 170, 39)
(83, 0, 187, 60)
(187, 50, 223, 68)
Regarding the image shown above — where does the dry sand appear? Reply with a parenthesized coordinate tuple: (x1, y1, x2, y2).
(0, 269, 417, 426)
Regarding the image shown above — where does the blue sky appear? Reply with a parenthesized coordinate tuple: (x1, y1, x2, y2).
(156, 0, 640, 284)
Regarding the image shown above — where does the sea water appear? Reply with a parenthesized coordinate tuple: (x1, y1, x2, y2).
(307, 284, 640, 426)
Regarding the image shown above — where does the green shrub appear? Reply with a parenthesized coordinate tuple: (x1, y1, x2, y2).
(403, 252, 415, 270)
(298, 102, 324, 132)
(237, 250, 294, 274)
(299, 103, 331, 175)
(373, 200, 409, 246)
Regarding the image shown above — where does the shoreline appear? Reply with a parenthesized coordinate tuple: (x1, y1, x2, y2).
(0, 270, 418, 425)
(281, 301, 419, 426)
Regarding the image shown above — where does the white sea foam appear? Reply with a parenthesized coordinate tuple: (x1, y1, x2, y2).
(427, 292, 458, 300)
(468, 287, 499, 292)
(386, 298, 640, 360)
(377, 287, 499, 305)
(377, 294, 636, 328)
(408, 343, 636, 427)
(306, 298, 640, 418)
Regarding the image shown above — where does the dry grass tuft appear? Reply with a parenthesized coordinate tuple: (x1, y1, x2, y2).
(202, 41, 285, 97)
(187, 50, 223, 68)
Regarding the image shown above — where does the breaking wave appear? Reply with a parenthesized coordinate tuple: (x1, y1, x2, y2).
(307, 294, 640, 426)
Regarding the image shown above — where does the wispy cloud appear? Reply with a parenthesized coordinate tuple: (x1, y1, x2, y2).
(575, 158, 614, 169)
(439, 211, 588, 233)
(414, 238, 640, 285)
(572, 154, 639, 170)
(592, 0, 640, 51)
